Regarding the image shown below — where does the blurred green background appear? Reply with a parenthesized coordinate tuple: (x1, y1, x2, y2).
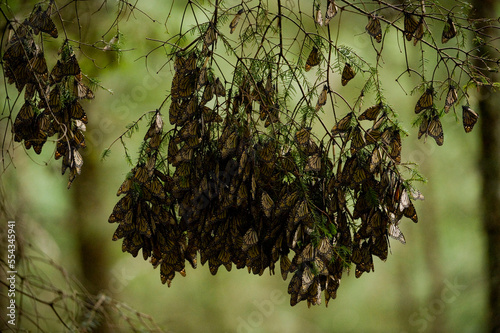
(0, 0, 488, 332)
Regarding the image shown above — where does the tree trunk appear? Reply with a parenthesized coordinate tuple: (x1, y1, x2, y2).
(473, 1, 500, 331)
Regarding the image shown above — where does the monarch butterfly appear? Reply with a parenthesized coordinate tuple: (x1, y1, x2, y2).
(305, 47, 321, 72)
(71, 147, 83, 175)
(365, 128, 381, 144)
(198, 67, 208, 88)
(280, 255, 291, 280)
(315, 8, 323, 26)
(413, 17, 425, 45)
(294, 200, 309, 224)
(50, 57, 80, 82)
(222, 131, 238, 159)
(277, 191, 299, 216)
(29, 52, 48, 74)
(315, 85, 328, 111)
(280, 155, 297, 174)
(261, 191, 274, 218)
(301, 266, 314, 292)
(116, 178, 132, 196)
(172, 72, 196, 99)
(371, 236, 388, 261)
(236, 183, 248, 207)
(201, 82, 214, 105)
(214, 77, 225, 97)
(242, 228, 258, 251)
(49, 85, 61, 108)
(134, 165, 149, 183)
(419, 115, 443, 145)
(353, 164, 367, 184)
(184, 52, 198, 72)
(442, 17, 457, 43)
(404, 13, 419, 41)
(365, 16, 382, 43)
(73, 78, 94, 99)
(411, 188, 425, 201)
(428, 115, 444, 146)
(331, 112, 353, 135)
(68, 100, 86, 122)
(204, 24, 217, 48)
(388, 223, 406, 244)
(414, 88, 434, 114)
(295, 128, 311, 147)
(341, 63, 356, 86)
(28, 6, 58, 38)
(350, 126, 366, 153)
(370, 146, 381, 173)
(359, 103, 382, 121)
(389, 130, 402, 163)
(462, 105, 479, 133)
(298, 243, 314, 264)
(417, 115, 428, 140)
(174, 144, 194, 165)
(444, 85, 458, 113)
(317, 237, 333, 258)
(259, 141, 276, 164)
(403, 202, 418, 223)
(324, 0, 338, 25)
(230, 9, 244, 34)
(304, 154, 321, 172)
(178, 120, 199, 141)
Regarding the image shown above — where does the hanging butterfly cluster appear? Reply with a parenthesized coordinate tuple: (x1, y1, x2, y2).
(107, 1, 490, 307)
(3, 4, 94, 188)
(109, 45, 422, 306)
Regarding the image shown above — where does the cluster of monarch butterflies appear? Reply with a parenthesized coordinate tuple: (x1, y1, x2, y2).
(3, 3, 94, 188)
(108, 2, 485, 307)
(414, 86, 479, 146)
(109, 47, 421, 306)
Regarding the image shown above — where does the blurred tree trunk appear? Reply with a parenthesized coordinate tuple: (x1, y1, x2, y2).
(473, 0, 500, 331)
(72, 152, 111, 333)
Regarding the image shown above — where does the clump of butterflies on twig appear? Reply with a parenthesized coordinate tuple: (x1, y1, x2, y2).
(107, 0, 489, 307)
(2, 1, 94, 188)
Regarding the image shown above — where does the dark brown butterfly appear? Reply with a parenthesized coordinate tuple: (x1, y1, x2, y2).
(304, 154, 321, 172)
(462, 106, 479, 133)
(305, 47, 321, 72)
(442, 17, 457, 43)
(366, 16, 382, 43)
(415, 88, 434, 114)
(295, 128, 311, 147)
(315, 85, 328, 111)
(214, 77, 225, 97)
(419, 114, 444, 146)
(359, 103, 382, 121)
(341, 63, 356, 86)
(413, 17, 425, 45)
(261, 191, 274, 218)
(280, 255, 291, 280)
(404, 13, 419, 41)
(444, 85, 458, 113)
(331, 112, 353, 135)
(230, 9, 244, 34)
(350, 126, 366, 153)
(29, 52, 48, 74)
(28, 6, 58, 38)
(222, 131, 238, 159)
